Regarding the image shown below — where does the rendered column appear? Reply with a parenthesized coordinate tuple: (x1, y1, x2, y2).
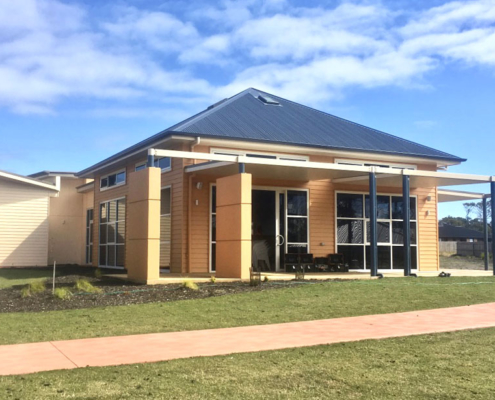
(216, 173, 252, 279)
(126, 167, 161, 283)
(402, 174, 411, 276)
(483, 197, 489, 271)
(369, 171, 378, 277)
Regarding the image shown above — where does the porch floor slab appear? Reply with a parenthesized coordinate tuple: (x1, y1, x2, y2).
(1, 302, 494, 376)
(105, 269, 493, 285)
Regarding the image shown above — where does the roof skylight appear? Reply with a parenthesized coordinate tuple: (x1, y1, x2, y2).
(257, 94, 280, 105)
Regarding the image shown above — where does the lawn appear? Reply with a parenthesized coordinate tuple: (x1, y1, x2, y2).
(1, 327, 495, 399)
(1, 276, 495, 345)
(0, 268, 53, 289)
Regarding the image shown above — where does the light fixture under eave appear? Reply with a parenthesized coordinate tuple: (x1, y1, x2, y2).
(196, 182, 203, 190)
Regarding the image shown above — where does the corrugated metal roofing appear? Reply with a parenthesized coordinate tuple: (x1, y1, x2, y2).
(172, 88, 464, 162)
(439, 223, 488, 240)
(78, 87, 464, 176)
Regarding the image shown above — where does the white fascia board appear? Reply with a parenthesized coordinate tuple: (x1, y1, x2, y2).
(0, 171, 59, 191)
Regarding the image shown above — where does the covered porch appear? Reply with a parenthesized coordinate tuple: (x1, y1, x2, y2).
(124, 149, 495, 283)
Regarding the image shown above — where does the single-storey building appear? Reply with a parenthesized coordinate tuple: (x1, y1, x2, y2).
(439, 223, 491, 243)
(3, 88, 495, 280)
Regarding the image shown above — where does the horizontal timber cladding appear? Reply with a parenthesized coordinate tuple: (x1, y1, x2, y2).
(0, 180, 53, 267)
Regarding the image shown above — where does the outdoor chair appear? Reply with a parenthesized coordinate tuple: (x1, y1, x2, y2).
(300, 253, 314, 272)
(314, 257, 329, 272)
(328, 253, 348, 272)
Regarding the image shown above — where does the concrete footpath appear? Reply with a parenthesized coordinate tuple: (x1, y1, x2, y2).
(1, 302, 495, 376)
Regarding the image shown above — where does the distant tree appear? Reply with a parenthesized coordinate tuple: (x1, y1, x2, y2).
(440, 200, 491, 233)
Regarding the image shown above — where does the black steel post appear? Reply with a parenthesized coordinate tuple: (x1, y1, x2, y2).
(402, 174, 411, 276)
(239, 163, 246, 173)
(483, 197, 489, 270)
(369, 171, 378, 277)
(491, 182, 495, 275)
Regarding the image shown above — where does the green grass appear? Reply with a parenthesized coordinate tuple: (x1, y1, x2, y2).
(1, 328, 495, 399)
(0, 268, 52, 289)
(1, 277, 495, 345)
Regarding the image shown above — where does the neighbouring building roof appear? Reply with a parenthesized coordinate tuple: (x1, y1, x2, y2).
(0, 170, 59, 191)
(78, 88, 465, 176)
(28, 171, 77, 179)
(438, 223, 488, 240)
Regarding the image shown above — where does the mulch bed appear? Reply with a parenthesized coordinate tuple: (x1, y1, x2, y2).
(0, 273, 312, 313)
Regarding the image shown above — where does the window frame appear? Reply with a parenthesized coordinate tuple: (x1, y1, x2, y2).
(100, 169, 126, 191)
(85, 208, 94, 265)
(335, 190, 419, 271)
(160, 185, 172, 269)
(98, 196, 126, 269)
(135, 156, 172, 173)
(211, 148, 309, 162)
(335, 158, 417, 170)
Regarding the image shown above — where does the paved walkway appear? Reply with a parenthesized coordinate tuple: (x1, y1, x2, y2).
(2, 303, 495, 376)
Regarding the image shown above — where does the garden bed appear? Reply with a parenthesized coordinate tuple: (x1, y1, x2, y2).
(0, 273, 310, 313)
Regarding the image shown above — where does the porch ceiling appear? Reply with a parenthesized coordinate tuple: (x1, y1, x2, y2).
(437, 189, 487, 203)
(184, 157, 493, 189)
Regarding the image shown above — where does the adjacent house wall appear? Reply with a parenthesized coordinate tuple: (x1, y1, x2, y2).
(0, 179, 52, 267)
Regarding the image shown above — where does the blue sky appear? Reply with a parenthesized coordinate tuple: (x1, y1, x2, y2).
(1, 0, 495, 218)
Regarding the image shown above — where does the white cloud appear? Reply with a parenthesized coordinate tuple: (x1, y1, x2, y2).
(1, 0, 495, 115)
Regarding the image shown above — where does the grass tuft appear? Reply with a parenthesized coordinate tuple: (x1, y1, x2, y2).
(94, 268, 103, 279)
(182, 280, 199, 291)
(20, 286, 31, 298)
(210, 276, 216, 283)
(74, 279, 102, 294)
(29, 280, 46, 294)
(53, 288, 72, 300)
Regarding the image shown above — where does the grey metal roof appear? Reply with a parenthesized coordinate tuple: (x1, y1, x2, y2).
(78, 88, 464, 176)
(171, 88, 464, 162)
(439, 223, 488, 240)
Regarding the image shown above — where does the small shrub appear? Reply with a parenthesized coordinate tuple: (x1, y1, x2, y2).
(249, 277, 261, 286)
(210, 276, 216, 283)
(263, 276, 269, 282)
(94, 268, 103, 279)
(29, 280, 46, 294)
(182, 280, 199, 291)
(21, 286, 31, 298)
(53, 287, 72, 300)
(74, 279, 102, 294)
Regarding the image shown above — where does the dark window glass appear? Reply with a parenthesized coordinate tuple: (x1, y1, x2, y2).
(89, 224, 93, 243)
(287, 191, 307, 216)
(392, 221, 417, 245)
(99, 246, 106, 266)
(135, 164, 146, 171)
(211, 243, 216, 271)
(100, 177, 108, 188)
(116, 171, 126, 184)
(287, 244, 308, 254)
(366, 246, 391, 269)
(107, 245, 116, 267)
(116, 222, 125, 244)
(211, 186, 216, 212)
(338, 245, 364, 269)
(392, 196, 417, 220)
(246, 154, 277, 159)
(108, 174, 117, 187)
(116, 246, 125, 267)
(287, 218, 308, 243)
(155, 157, 171, 170)
(365, 195, 390, 219)
(99, 224, 107, 245)
(337, 194, 363, 218)
(393, 247, 417, 270)
(366, 221, 390, 243)
(337, 220, 363, 244)
(107, 223, 116, 243)
(161, 188, 171, 215)
(211, 214, 216, 242)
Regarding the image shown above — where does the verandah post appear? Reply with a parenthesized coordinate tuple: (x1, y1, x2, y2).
(491, 180, 495, 275)
(369, 169, 378, 277)
(483, 196, 489, 270)
(402, 173, 411, 276)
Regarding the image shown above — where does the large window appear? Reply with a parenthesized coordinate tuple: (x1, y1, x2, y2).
(100, 170, 126, 190)
(286, 190, 309, 254)
(212, 149, 308, 162)
(85, 209, 93, 264)
(160, 187, 171, 268)
(135, 157, 172, 172)
(99, 198, 126, 268)
(336, 192, 418, 270)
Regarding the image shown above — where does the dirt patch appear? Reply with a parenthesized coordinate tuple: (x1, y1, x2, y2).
(0, 273, 315, 313)
(439, 255, 488, 270)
